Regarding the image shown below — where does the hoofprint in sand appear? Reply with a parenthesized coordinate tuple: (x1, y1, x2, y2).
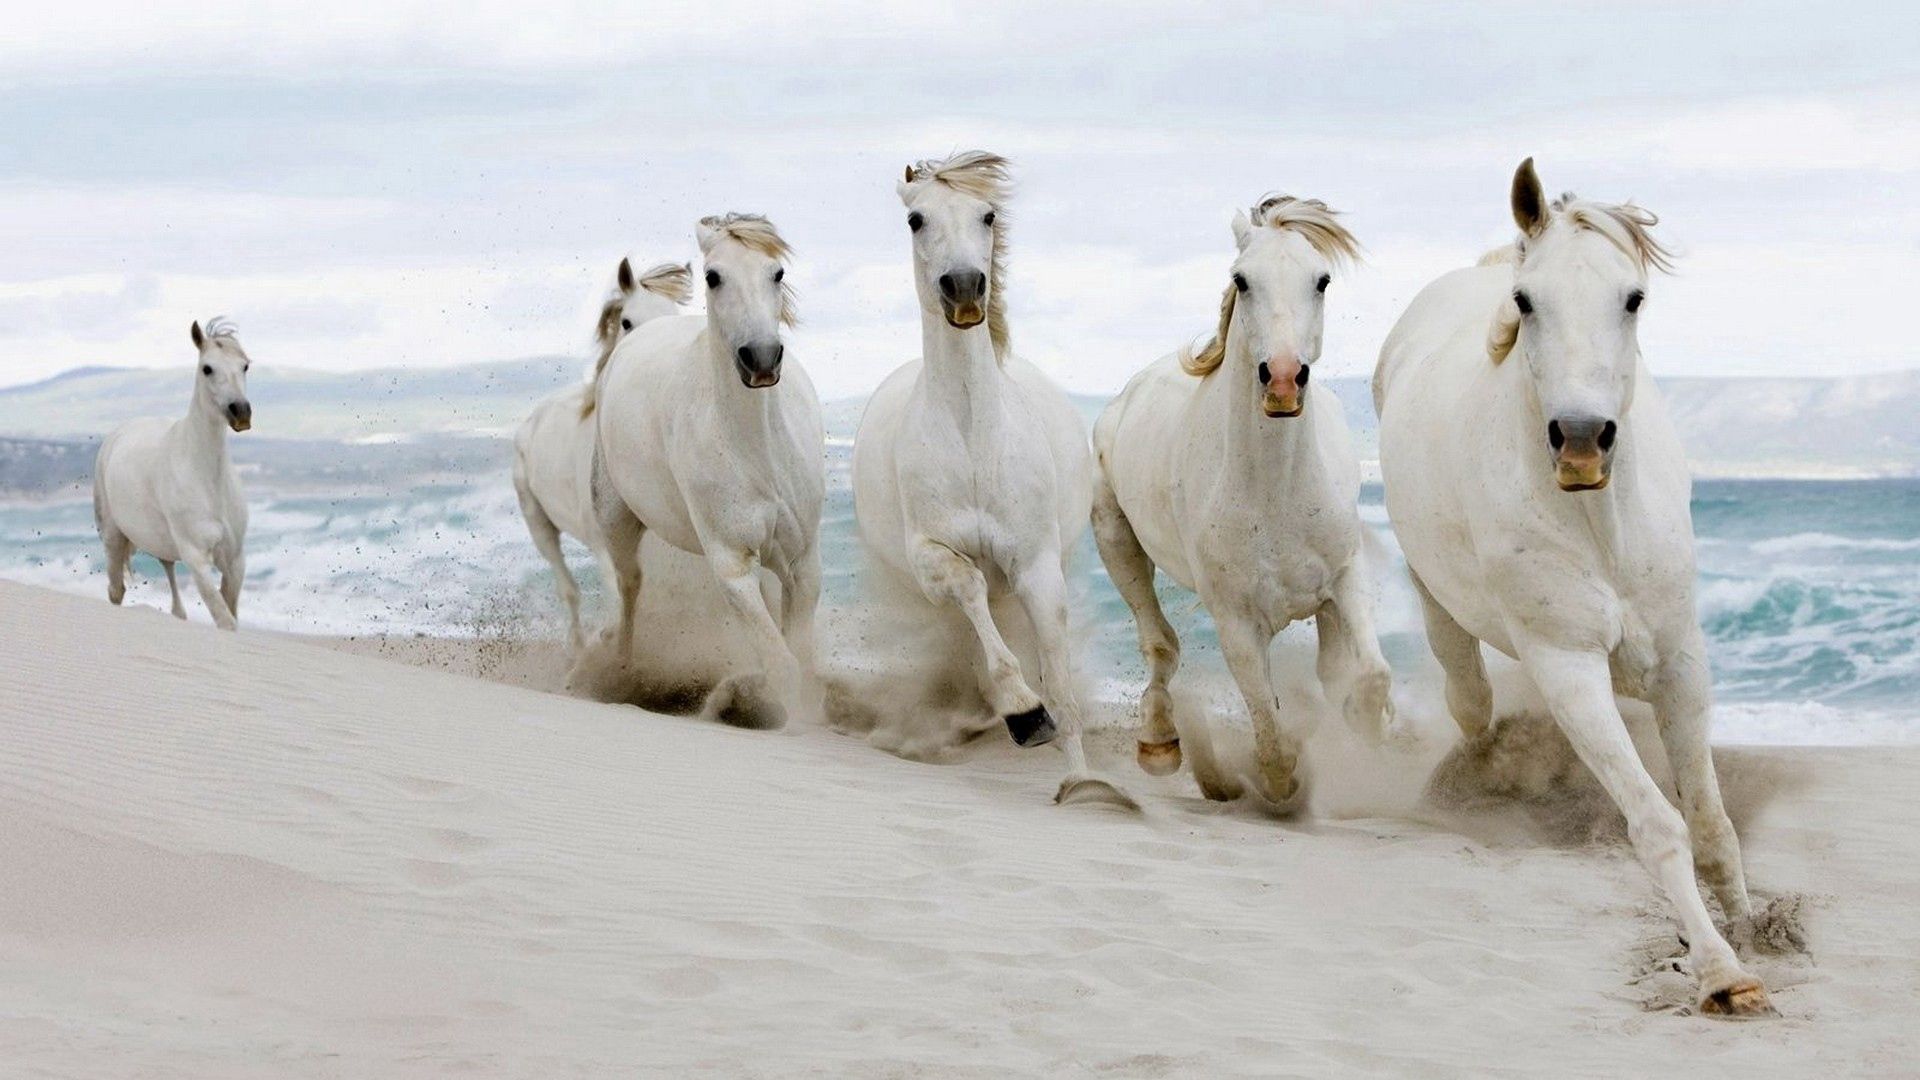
(2, 579, 1916, 1077)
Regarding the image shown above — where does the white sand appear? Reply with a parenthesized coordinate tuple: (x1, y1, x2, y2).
(2, 579, 1916, 1077)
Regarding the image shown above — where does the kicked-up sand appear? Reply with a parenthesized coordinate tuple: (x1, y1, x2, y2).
(1, 579, 1916, 1077)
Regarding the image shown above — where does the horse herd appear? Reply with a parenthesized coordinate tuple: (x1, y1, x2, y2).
(88, 152, 1773, 1017)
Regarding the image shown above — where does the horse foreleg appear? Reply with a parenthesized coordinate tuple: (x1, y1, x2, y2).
(1411, 570, 1491, 740)
(1651, 633, 1754, 923)
(161, 561, 186, 619)
(219, 552, 244, 622)
(1091, 478, 1183, 775)
(1519, 639, 1771, 1017)
(1315, 562, 1397, 743)
(779, 546, 826, 727)
(908, 538, 1048, 745)
(1216, 614, 1304, 809)
(704, 547, 803, 731)
(180, 550, 236, 630)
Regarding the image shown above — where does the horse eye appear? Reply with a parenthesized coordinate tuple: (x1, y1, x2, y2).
(620, 318, 633, 332)
(907, 212, 924, 233)
(773, 268, 785, 283)
(1625, 290, 1644, 314)
(1513, 290, 1533, 315)
(1232, 273, 1249, 293)
(705, 270, 721, 289)
(201, 365, 213, 376)
(982, 211, 995, 227)
(1316, 274, 1331, 294)
(243, 363, 249, 372)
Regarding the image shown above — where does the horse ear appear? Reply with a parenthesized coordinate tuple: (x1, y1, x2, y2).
(695, 218, 722, 255)
(1230, 209, 1254, 251)
(190, 321, 205, 350)
(1511, 157, 1547, 237)
(617, 257, 635, 294)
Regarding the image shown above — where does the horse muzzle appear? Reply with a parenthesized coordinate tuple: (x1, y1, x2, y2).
(1258, 358, 1308, 418)
(226, 400, 252, 432)
(734, 343, 784, 389)
(938, 269, 988, 330)
(1549, 415, 1615, 491)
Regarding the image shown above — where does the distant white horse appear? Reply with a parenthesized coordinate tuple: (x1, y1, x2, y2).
(586, 215, 825, 728)
(94, 318, 253, 629)
(853, 151, 1120, 804)
(1093, 196, 1395, 807)
(1375, 159, 1771, 1016)
(512, 258, 692, 650)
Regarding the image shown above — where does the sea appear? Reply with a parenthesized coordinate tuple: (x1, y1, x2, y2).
(3, 433, 1914, 747)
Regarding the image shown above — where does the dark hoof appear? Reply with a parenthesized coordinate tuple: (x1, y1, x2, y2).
(1005, 706, 1057, 748)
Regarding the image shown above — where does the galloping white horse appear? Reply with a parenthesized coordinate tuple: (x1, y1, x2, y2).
(512, 258, 691, 650)
(853, 151, 1117, 804)
(1375, 159, 1770, 1016)
(1093, 196, 1395, 807)
(94, 318, 253, 629)
(586, 215, 825, 728)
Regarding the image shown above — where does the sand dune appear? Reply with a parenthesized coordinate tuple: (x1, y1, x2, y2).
(1, 580, 1916, 1077)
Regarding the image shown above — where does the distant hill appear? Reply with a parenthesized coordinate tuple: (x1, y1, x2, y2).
(3, 361, 1915, 479)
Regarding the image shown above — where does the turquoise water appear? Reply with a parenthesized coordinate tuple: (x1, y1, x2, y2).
(5, 453, 1915, 743)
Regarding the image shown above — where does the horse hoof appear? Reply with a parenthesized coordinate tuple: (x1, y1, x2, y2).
(1699, 978, 1776, 1019)
(1055, 773, 1140, 810)
(1005, 706, 1057, 748)
(1251, 765, 1308, 815)
(1136, 738, 1182, 776)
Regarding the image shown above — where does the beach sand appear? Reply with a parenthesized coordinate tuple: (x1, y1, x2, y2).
(2, 578, 1915, 1077)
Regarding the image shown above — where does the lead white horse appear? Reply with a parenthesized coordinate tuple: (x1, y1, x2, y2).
(512, 257, 691, 650)
(853, 151, 1121, 805)
(94, 318, 253, 629)
(1375, 159, 1771, 1016)
(585, 214, 825, 729)
(1093, 196, 1395, 808)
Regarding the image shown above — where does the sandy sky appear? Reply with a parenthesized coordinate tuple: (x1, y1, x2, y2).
(1, 1, 1915, 398)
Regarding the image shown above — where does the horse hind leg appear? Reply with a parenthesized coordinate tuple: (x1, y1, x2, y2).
(517, 482, 584, 651)
(1091, 478, 1183, 775)
(1315, 562, 1398, 743)
(1410, 570, 1491, 740)
(162, 561, 187, 619)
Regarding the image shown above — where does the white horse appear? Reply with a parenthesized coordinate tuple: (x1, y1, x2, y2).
(853, 151, 1119, 804)
(1092, 196, 1395, 808)
(94, 318, 253, 629)
(1375, 159, 1770, 1016)
(512, 258, 691, 650)
(585, 214, 825, 729)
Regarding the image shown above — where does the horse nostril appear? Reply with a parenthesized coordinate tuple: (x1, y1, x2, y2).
(767, 343, 784, 367)
(1295, 364, 1310, 388)
(1547, 420, 1565, 451)
(1598, 420, 1617, 452)
(938, 273, 957, 300)
(737, 345, 754, 367)
(1257, 361, 1270, 385)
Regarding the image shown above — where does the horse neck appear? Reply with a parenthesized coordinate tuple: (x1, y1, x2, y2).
(917, 306, 1008, 433)
(1208, 330, 1320, 499)
(178, 384, 231, 467)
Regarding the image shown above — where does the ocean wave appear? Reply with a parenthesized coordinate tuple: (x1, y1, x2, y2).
(1751, 532, 1920, 555)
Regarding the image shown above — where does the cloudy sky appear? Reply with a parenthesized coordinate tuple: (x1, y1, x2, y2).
(2, 1, 1915, 399)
